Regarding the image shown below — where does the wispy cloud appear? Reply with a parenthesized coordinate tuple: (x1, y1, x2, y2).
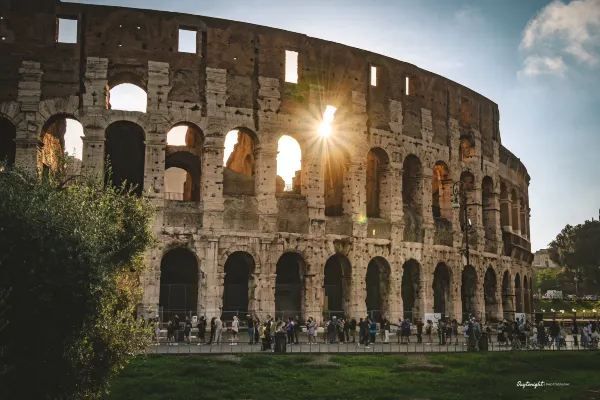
(519, 0, 600, 77)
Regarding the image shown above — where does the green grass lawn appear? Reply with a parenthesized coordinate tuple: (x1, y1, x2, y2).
(109, 352, 600, 400)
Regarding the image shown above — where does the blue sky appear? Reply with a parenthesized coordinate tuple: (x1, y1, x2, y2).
(72, 0, 600, 251)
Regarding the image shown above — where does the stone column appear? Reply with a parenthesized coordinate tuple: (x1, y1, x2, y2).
(421, 168, 434, 245)
(201, 123, 225, 230)
(203, 238, 221, 319)
(80, 127, 105, 180)
(302, 139, 325, 236)
(254, 133, 278, 232)
(15, 60, 43, 176)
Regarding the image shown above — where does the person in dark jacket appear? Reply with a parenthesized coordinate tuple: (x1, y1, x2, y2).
(549, 320, 560, 349)
(358, 318, 367, 345)
(209, 317, 216, 344)
(349, 318, 357, 343)
(416, 318, 424, 343)
(197, 316, 206, 344)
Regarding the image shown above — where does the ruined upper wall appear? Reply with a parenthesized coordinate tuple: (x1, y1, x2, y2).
(0, 0, 504, 160)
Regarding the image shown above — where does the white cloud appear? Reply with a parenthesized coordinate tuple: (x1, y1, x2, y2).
(519, 55, 567, 77)
(519, 0, 600, 76)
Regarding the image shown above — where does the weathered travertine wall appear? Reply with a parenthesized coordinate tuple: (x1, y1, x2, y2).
(0, 0, 534, 323)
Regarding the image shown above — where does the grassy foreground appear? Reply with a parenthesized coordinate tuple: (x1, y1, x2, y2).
(109, 352, 600, 400)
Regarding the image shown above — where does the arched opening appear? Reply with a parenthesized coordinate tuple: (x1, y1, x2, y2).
(514, 273, 523, 313)
(39, 115, 84, 175)
(275, 252, 305, 319)
(484, 267, 498, 322)
(432, 262, 452, 316)
(324, 144, 347, 216)
(366, 148, 390, 218)
(459, 171, 476, 232)
(461, 265, 478, 321)
(402, 154, 423, 242)
(501, 271, 513, 320)
(523, 276, 531, 314)
(401, 259, 421, 321)
(323, 254, 351, 317)
(165, 152, 201, 201)
(511, 189, 520, 233)
(482, 176, 496, 246)
(165, 123, 203, 201)
(159, 247, 199, 322)
(0, 117, 16, 169)
(432, 161, 452, 245)
(365, 257, 391, 322)
(459, 132, 475, 162)
(223, 128, 256, 195)
(105, 121, 145, 196)
(222, 251, 255, 321)
(108, 83, 147, 113)
(276, 135, 302, 193)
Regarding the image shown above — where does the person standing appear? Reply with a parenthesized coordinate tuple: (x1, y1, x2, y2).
(383, 318, 391, 343)
(343, 318, 351, 343)
(549, 320, 560, 349)
(416, 318, 424, 344)
(425, 320, 433, 343)
(214, 316, 223, 344)
(247, 314, 254, 345)
(349, 318, 357, 343)
(327, 316, 337, 344)
(293, 315, 301, 344)
(358, 318, 367, 345)
(368, 318, 377, 345)
(230, 315, 239, 345)
(572, 318, 579, 347)
(307, 317, 316, 344)
(209, 317, 216, 344)
(286, 317, 295, 344)
(451, 319, 459, 345)
(197, 316, 206, 344)
(184, 317, 192, 344)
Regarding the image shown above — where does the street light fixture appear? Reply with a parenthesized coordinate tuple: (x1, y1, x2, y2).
(451, 172, 474, 268)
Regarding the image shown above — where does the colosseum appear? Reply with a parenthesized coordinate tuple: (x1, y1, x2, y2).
(0, 1, 534, 324)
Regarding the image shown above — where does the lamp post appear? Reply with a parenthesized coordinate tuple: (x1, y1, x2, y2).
(451, 177, 473, 268)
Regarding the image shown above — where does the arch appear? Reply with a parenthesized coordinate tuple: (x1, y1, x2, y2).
(432, 161, 451, 221)
(366, 148, 390, 218)
(222, 251, 255, 321)
(461, 265, 478, 321)
(365, 257, 391, 322)
(275, 252, 305, 319)
(402, 154, 423, 242)
(432, 262, 452, 316)
(104, 121, 145, 196)
(165, 151, 201, 201)
(484, 267, 499, 322)
(276, 135, 302, 193)
(39, 114, 85, 174)
(401, 259, 421, 321)
(223, 128, 256, 196)
(514, 273, 523, 313)
(482, 176, 496, 243)
(511, 189, 520, 233)
(167, 122, 203, 148)
(0, 117, 16, 168)
(324, 143, 347, 216)
(323, 254, 351, 317)
(108, 83, 147, 113)
(501, 270, 513, 320)
(159, 247, 199, 322)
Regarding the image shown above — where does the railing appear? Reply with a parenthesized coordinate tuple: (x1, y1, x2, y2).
(145, 334, 599, 355)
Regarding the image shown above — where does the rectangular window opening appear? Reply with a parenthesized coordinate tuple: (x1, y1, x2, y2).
(285, 50, 298, 84)
(57, 17, 78, 44)
(370, 66, 377, 87)
(405, 76, 410, 96)
(178, 28, 197, 53)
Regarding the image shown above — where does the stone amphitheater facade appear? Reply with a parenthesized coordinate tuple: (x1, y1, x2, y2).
(0, 1, 534, 323)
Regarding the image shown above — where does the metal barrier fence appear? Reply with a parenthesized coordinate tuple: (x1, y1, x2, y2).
(146, 325, 599, 355)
